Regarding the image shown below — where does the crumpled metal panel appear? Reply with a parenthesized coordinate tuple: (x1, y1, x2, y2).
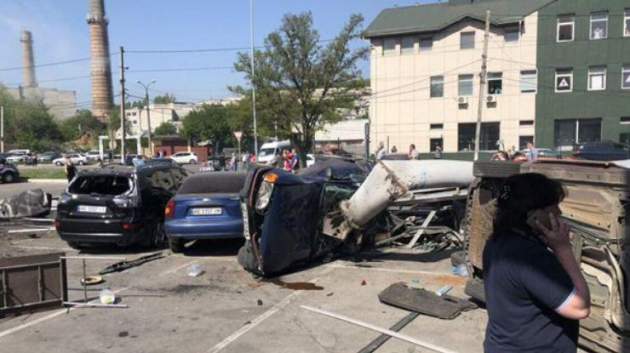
(0, 189, 51, 220)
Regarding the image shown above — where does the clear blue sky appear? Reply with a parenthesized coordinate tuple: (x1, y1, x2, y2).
(0, 0, 433, 106)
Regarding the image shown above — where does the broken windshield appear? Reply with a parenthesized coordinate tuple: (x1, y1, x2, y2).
(69, 175, 132, 196)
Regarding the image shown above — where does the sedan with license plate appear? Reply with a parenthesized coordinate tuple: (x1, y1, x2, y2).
(164, 172, 247, 253)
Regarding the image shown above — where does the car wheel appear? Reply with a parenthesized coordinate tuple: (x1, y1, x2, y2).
(79, 161, 86, 166)
(2, 172, 16, 183)
(189, 159, 196, 165)
(55, 161, 62, 166)
(169, 237, 185, 253)
(150, 222, 167, 248)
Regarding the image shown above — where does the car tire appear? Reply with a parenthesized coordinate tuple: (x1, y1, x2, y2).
(149, 222, 167, 248)
(189, 159, 196, 165)
(2, 172, 16, 183)
(79, 161, 86, 166)
(169, 237, 185, 253)
(55, 161, 63, 166)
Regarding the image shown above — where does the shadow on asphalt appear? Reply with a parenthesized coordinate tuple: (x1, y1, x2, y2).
(181, 238, 245, 257)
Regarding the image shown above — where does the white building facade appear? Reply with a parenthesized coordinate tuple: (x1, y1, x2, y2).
(364, 0, 553, 154)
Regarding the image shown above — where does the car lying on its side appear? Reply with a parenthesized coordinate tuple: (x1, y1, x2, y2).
(165, 172, 247, 253)
(238, 158, 367, 276)
(463, 160, 630, 353)
(55, 164, 187, 249)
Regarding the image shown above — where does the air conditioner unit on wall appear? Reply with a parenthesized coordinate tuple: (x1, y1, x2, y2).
(457, 97, 468, 104)
(487, 95, 497, 103)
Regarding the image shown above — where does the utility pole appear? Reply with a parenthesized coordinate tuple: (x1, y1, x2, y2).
(474, 10, 491, 161)
(250, 0, 259, 155)
(137, 80, 156, 156)
(0, 106, 4, 153)
(119, 46, 126, 164)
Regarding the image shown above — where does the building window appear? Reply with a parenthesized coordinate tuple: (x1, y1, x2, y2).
(588, 66, 606, 91)
(401, 36, 415, 54)
(430, 76, 444, 98)
(419, 38, 433, 52)
(487, 72, 503, 95)
(554, 118, 602, 150)
(622, 66, 630, 89)
(458, 122, 500, 151)
(504, 28, 520, 42)
(621, 117, 630, 124)
(555, 68, 573, 93)
(621, 133, 630, 145)
(458, 74, 474, 96)
(520, 120, 535, 126)
(430, 138, 443, 152)
(383, 38, 397, 55)
(460, 32, 475, 49)
(625, 9, 630, 37)
(520, 70, 537, 93)
(430, 124, 444, 130)
(557, 15, 574, 42)
(590, 12, 608, 40)
(519, 136, 534, 150)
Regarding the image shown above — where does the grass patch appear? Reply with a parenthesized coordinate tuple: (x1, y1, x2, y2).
(20, 168, 67, 180)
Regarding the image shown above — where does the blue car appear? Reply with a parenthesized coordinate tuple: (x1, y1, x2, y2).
(165, 172, 247, 253)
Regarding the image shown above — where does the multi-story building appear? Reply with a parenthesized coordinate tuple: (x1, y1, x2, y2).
(536, 0, 630, 150)
(123, 102, 196, 137)
(365, 0, 630, 155)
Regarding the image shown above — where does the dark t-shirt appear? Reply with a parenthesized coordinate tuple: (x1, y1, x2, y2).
(483, 232, 579, 353)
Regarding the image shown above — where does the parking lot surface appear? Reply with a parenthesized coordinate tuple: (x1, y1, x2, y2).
(0, 225, 487, 353)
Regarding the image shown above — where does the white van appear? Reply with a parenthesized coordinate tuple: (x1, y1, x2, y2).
(257, 140, 291, 165)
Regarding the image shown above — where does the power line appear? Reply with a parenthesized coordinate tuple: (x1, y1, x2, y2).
(128, 66, 234, 73)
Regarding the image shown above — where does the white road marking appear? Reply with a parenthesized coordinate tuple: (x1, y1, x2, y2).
(206, 266, 335, 353)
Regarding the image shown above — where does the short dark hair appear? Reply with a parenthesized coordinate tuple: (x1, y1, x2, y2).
(493, 173, 565, 236)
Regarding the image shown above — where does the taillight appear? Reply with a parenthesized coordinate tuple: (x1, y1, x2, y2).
(122, 223, 143, 231)
(165, 199, 175, 219)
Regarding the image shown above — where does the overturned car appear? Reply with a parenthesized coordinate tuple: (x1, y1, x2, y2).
(238, 158, 474, 276)
(464, 160, 630, 353)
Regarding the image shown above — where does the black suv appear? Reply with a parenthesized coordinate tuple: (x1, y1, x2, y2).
(0, 157, 20, 183)
(55, 164, 187, 249)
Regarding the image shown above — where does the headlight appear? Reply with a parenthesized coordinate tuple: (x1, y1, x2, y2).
(255, 173, 277, 213)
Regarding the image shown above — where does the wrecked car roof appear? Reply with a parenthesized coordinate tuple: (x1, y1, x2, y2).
(298, 158, 367, 180)
(177, 172, 247, 194)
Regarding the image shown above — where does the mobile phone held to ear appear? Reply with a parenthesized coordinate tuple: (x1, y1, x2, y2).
(527, 209, 552, 233)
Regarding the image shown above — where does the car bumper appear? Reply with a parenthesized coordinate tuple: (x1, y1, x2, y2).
(56, 218, 146, 246)
(165, 219, 243, 240)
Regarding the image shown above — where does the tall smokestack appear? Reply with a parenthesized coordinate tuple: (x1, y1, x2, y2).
(87, 0, 114, 123)
(20, 30, 37, 89)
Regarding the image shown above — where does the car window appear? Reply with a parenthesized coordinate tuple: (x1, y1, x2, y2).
(69, 175, 131, 195)
(148, 169, 176, 192)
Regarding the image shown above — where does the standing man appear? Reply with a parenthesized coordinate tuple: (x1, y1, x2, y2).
(408, 144, 419, 160)
(526, 142, 539, 161)
(64, 156, 77, 183)
(290, 148, 300, 172)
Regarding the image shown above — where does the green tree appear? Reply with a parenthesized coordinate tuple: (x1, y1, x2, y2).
(232, 12, 369, 160)
(153, 93, 176, 104)
(181, 104, 232, 153)
(0, 87, 63, 151)
(154, 122, 178, 136)
(59, 109, 106, 143)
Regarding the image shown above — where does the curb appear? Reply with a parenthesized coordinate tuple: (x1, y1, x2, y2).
(27, 179, 68, 184)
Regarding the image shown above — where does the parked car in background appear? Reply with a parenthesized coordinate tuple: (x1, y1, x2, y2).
(169, 152, 198, 165)
(0, 157, 20, 183)
(574, 141, 630, 161)
(37, 151, 62, 164)
(165, 172, 247, 253)
(6, 151, 31, 164)
(257, 140, 292, 165)
(55, 164, 188, 249)
(84, 150, 102, 162)
(53, 154, 88, 166)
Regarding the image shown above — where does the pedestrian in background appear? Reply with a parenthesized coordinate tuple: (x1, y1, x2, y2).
(483, 173, 590, 353)
(408, 144, 419, 160)
(526, 142, 539, 161)
(282, 149, 293, 173)
(375, 142, 386, 160)
(433, 145, 443, 159)
(390, 145, 398, 154)
(64, 156, 77, 182)
(291, 148, 300, 172)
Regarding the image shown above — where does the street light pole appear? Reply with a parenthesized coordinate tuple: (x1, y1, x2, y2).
(250, 0, 258, 155)
(137, 80, 156, 156)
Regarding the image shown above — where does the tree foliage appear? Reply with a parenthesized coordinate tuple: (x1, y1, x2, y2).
(0, 87, 63, 151)
(59, 109, 106, 143)
(153, 93, 176, 104)
(181, 104, 233, 152)
(154, 122, 178, 136)
(232, 12, 369, 156)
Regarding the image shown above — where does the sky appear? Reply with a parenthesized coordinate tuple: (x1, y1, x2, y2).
(0, 0, 434, 106)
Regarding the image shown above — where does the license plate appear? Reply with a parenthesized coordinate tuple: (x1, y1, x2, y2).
(78, 205, 107, 214)
(241, 202, 250, 240)
(190, 207, 222, 216)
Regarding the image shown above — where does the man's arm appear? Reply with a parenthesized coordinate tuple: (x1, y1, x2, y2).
(537, 215, 591, 320)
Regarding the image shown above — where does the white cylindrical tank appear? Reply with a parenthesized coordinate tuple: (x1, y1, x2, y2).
(340, 160, 474, 228)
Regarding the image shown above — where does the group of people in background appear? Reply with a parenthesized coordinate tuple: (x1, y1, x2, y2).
(374, 142, 442, 160)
